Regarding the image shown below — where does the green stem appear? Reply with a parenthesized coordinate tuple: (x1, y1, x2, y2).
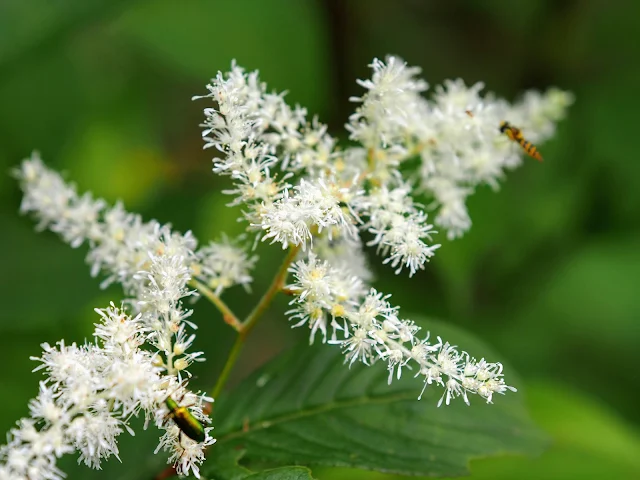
(209, 245, 301, 399)
(241, 245, 301, 336)
(210, 334, 244, 400)
(190, 279, 242, 332)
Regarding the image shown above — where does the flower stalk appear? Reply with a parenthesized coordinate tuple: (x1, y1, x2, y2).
(190, 278, 242, 331)
(210, 245, 301, 400)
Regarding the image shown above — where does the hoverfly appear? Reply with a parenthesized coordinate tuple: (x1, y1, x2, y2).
(499, 121, 543, 161)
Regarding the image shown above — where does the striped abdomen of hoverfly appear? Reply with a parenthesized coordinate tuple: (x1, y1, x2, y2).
(499, 121, 543, 161)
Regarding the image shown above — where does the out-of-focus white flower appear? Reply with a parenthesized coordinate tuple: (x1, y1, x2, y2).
(196, 237, 258, 295)
(14, 156, 256, 298)
(15, 153, 106, 248)
(313, 233, 374, 283)
(348, 56, 573, 239)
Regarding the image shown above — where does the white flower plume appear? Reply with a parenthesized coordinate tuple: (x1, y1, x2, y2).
(9, 155, 257, 478)
(14, 153, 256, 297)
(196, 56, 571, 273)
(0, 305, 215, 480)
(349, 56, 573, 239)
(286, 255, 516, 405)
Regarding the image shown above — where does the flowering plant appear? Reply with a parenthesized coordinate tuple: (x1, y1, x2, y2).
(1, 56, 571, 479)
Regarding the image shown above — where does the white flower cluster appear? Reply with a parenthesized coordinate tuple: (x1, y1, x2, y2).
(352, 181, 439, 275)
(0, 305, 214, 480)
(349, 57, 573, 239)
(286, 255, 515, 405)
(194, 235, 257, 295)
(195, 57, 570, 402)
(7, 155, 258, 478)
(196, 56, 571, 275)
(15, 153, 256, 297)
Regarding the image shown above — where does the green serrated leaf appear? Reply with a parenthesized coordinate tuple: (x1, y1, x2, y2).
(208, 318, 545, 477)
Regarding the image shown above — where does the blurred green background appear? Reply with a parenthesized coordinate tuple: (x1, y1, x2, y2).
(2, 0, 639, 479)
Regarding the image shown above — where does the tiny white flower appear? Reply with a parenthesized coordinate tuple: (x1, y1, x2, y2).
(195, 237, 257, 295)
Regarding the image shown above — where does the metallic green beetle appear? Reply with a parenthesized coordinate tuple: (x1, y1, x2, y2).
(165, 395, 206, 443)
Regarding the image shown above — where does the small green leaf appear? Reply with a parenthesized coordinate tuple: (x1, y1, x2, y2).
(208, 318, 545, 477)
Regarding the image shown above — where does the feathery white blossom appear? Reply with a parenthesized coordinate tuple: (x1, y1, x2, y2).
(0, 305, 214, 480)
(258, 178, 358, 251)
(194, 236, 257, 295)
(286, 255, 515, 405)
(196, 57, 570, 273)
(349, 57, 573, 239)
(352, 180, 440, 276)
(10, 156, 242, 477)
(14, 153, 256, 297)
(286, 253, 367, 343)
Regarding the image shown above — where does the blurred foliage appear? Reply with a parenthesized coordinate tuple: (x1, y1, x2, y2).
(1, 0, 639, 479)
